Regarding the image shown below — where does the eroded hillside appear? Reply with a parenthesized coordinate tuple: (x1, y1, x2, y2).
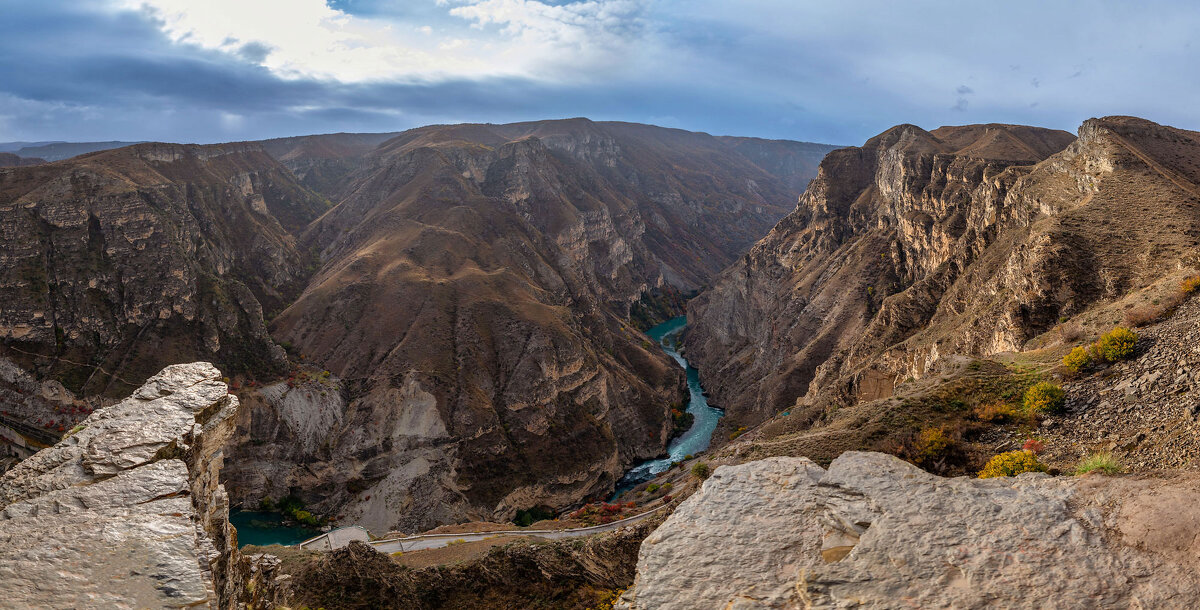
(0, 143, 329, 398)
(688, 117, 1200, 428)
(223, 118, 824, 533)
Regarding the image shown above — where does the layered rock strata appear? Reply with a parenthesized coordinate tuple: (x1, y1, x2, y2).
(689, 117, 1200, 423)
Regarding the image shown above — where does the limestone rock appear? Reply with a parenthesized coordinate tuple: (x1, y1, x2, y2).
(624, 452, 1200, 609)
(0, 362, 243, 609)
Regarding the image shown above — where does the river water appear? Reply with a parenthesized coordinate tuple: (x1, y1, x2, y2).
(612, 316, 724, 497)
(229, 510, 321, 548)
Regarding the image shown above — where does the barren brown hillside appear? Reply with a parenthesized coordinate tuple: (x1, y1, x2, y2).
(688, 117, 1200, 436)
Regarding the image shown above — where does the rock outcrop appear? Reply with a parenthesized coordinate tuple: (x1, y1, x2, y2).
(224, 119, 827, 533)
(623, 453, 1200, 609)
(689, 117, 1200, 425)
(0, 362, 243, 608)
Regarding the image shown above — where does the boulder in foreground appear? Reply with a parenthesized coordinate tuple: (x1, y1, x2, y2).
(624, 452, 1200, 609)
(0, 362, 241, 608)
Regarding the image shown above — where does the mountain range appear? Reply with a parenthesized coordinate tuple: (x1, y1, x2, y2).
(0, 119, 838, 532)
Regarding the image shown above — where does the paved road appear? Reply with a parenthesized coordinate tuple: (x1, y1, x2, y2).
(297, 504, 669, 554)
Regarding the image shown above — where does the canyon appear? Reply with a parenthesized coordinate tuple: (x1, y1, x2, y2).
(0, 120, 836, 534)
(5, 115, 1200, 608)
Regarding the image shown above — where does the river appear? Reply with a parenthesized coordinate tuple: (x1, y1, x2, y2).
(229, 510, 321, 548)
(612, 316, 723, 498)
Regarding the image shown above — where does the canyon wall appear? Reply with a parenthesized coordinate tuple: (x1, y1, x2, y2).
(688, 117, 1200, 424)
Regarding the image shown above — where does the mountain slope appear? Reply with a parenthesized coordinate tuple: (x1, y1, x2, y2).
(688, 117, 1200, 428)
(0, 153, 44, 167)
(718, 136, 843, 193)
(224, 118, 819, 532)
(0, 142, 328, 397)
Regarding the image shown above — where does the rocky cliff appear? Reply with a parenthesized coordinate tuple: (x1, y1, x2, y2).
(224, 118, 823, 533)
(0, 143, 329, 397)
(0, 362, 244, 608)
(688, 117, 1200, 424)
(622, 453, 1200, 609)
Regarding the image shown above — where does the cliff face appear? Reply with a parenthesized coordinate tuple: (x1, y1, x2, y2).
(0, 362, 244, 608)
(622, 454, 1200, 609)
(0, 143, 328, 397)
(224, 119, 815, 533)
(689, 118, 1200, 422)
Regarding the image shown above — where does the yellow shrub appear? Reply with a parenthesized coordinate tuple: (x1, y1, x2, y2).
(1062, 346, 1092, 374)
(973, 401, 1022, 423)
(913, 426, 951, 463)
(1023, 381, 1065, 415)
(978, 450, 1048, 478)
(1091, 326, 1138, 362)
(1181, 275, 1200, 295)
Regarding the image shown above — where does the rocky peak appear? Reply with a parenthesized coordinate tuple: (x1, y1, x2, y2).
(0, 362, 245, 608)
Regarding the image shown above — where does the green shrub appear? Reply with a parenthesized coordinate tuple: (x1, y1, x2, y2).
(1062, 346, 1092, 374)
(1091, 326, 1138, 362)
(1075, 452, 1122, 476)
(513, 506, 556, 527)
(645, 484, 660, 494)
(691, 462, 711, 480)
(1023, 382, 1065, 415)
(978, 450, 1048, 478)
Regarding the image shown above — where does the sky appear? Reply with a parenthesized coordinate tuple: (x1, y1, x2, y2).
(0, 0, 1197, 146)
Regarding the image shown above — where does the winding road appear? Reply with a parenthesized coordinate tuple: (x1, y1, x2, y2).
(297, 504, 669, 553)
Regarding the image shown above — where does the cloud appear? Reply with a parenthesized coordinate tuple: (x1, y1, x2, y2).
(2, 0, 1200, 147)
(115, 0, 651, 83)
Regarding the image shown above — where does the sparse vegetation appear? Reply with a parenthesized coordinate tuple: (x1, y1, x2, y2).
(1181, 275, 1200, 295)
(690, 462, 711, 480)
(1023, 382, 1065, 415)
(972, 400, 1023, 423)
(729, 426, 748, 440)
(1075, 452, 1122, 476)
(978, 450, 1048, 478)
(1022, 438, 1045, 454)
